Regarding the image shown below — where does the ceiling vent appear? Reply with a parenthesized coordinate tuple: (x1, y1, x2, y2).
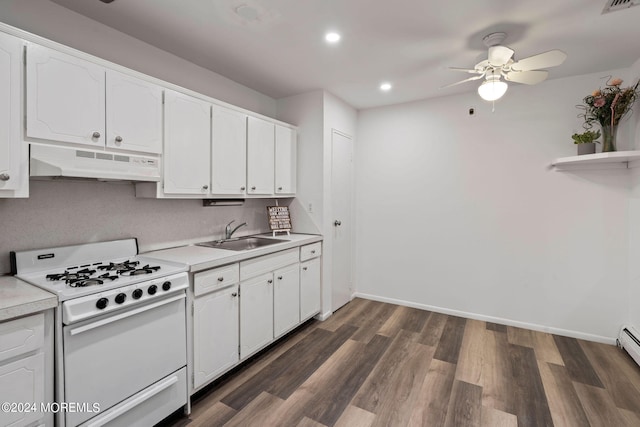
(602, 0, 640, 13)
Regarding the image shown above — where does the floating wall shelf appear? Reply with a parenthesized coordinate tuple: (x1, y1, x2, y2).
(552, 151, 640, 171)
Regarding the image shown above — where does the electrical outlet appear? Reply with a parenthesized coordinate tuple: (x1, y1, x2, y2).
(308, 202, 313, 213)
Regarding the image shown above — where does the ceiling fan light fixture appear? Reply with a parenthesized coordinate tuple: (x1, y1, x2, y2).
(478, 78, 508, 101)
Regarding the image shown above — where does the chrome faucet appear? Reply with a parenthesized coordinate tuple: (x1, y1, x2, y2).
(224, 220, 247, 240)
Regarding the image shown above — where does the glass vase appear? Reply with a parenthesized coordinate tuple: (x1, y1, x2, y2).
(601, 123, 618, 153)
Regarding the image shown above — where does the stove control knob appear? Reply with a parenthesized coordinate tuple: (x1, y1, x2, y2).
(148, 285, 157, 295)
(162, 281, 171, 291)
(132, 289, 143, 299)
(115, 293, 126, 304)
(96, 298, 109, 310)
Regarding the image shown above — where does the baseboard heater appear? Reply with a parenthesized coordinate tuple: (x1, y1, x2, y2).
(619, 325, 640, 367)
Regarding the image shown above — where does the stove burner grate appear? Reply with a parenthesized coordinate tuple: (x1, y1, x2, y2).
(98, 260, 140, 272)
(121, 265, 161, 276)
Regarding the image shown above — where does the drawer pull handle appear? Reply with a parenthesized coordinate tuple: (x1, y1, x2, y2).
(267, 279, 273, 284)
(311, 250, 316, 254)
(278, 276, 283, 280)
(302, 267, 308, 271)
(231, 292, 238, 297)
(217, 277, 224, 282)
(92, 131, 101, 139)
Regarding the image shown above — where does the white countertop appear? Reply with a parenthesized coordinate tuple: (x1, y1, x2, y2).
(0, 275, 57, 322)
(144, 233, 323, 272)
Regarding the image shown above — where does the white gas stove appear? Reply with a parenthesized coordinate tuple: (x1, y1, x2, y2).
(11, 238, 190, 427)
(12, 238, 187, 301)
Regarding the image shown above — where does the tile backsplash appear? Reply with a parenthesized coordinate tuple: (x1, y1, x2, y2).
(0, 179, 285, 274)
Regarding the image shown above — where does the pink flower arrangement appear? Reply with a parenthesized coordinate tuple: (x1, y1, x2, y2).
(578, 77, 639, 130)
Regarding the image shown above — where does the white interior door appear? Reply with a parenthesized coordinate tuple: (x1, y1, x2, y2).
(331, 130, 353, 311)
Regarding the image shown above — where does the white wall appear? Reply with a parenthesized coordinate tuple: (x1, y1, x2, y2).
(276, 90, 324, 234)
(0, 0, 276, 116)
(276, 90, 357, 317)
(627, 58, 640, 330)
(355, 69, 634, 342)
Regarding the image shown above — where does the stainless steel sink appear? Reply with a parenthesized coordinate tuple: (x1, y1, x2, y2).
(196, 236, 287, 251)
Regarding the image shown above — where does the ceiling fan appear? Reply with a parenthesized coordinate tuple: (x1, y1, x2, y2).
(445, 32, 567, 101)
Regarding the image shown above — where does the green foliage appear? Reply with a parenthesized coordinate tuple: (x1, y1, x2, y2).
(571, 130, 601, 144)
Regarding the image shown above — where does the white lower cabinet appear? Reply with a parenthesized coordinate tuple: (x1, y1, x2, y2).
(273, 263, 300, 339)
(190, 242, 322, 392)
(240, 273, 274, 360)
(193, 284, 239, 390)
(0, 313, 48, 427)
(300, 257, 321, 321)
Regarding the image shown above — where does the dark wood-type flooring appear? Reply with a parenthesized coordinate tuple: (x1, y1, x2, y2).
(162, 298, 640, 426)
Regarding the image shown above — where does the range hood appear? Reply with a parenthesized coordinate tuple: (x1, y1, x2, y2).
(30, 143, 161, 182)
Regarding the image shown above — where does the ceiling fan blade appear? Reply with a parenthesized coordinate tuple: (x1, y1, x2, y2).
(441, 74, 485, 89)
(511, 50, 567, 71)
(448, 67, 480, 73)
(488, 46, 514, 67)
(505, 70, 549, 85)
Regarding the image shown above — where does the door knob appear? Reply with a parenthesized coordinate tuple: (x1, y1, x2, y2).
(334, 220, 342, 226)
(115, 135, 123, 144)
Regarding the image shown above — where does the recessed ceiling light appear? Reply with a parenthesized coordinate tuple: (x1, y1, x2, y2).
(325, 32, 341, 43)
(380, 82, 392, 91)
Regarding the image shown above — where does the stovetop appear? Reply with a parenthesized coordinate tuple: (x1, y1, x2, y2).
(11, 239, 188, 301)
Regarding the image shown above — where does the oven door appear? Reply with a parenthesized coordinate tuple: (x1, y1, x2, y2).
(62, 292, 187, 427)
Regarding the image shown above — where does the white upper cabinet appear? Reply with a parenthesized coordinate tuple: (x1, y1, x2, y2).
(26, 44, 105, 147)
(163, 90, 211, 195)
(211, 106, 247, 195)
(26, 44, 162, 154)
(247, 116, 275, 195)
(275, 124, 297, 195)
(0, 32, 24, 194)
(106, 70, 162, 154)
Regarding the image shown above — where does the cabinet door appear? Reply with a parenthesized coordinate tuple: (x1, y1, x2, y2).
(163, 90, 211, 194)
(0, 352, 45, 427)
(193, 285, 239, 389)
(246, 116, 274, 195)
(273, 263, 300, 338)
(275, 125, 297, 195)
(300, 258, 321, 321)
(211, 106, 247, 195)
(240, 273, 273, 359)
(106, 70, 162, 154)
(26, 44, 105, 146)
(0, 32, 22, 191)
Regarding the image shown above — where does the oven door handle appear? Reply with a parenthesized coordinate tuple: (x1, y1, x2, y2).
(83, 373, 179, 427)
(68, 293, 185, 336)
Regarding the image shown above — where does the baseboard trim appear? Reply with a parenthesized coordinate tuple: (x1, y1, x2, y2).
(316, 310, 332, 321)
(353, 292, 616, 345)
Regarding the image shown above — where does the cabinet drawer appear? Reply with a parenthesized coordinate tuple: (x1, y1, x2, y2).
(0, 313, 44, 364)
(194, 263, 240, 297)
(300, 242, 322, 261)
(240, 248, 299, 281)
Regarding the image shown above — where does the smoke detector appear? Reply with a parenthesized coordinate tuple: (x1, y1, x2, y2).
(602, 0, 640, 14)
